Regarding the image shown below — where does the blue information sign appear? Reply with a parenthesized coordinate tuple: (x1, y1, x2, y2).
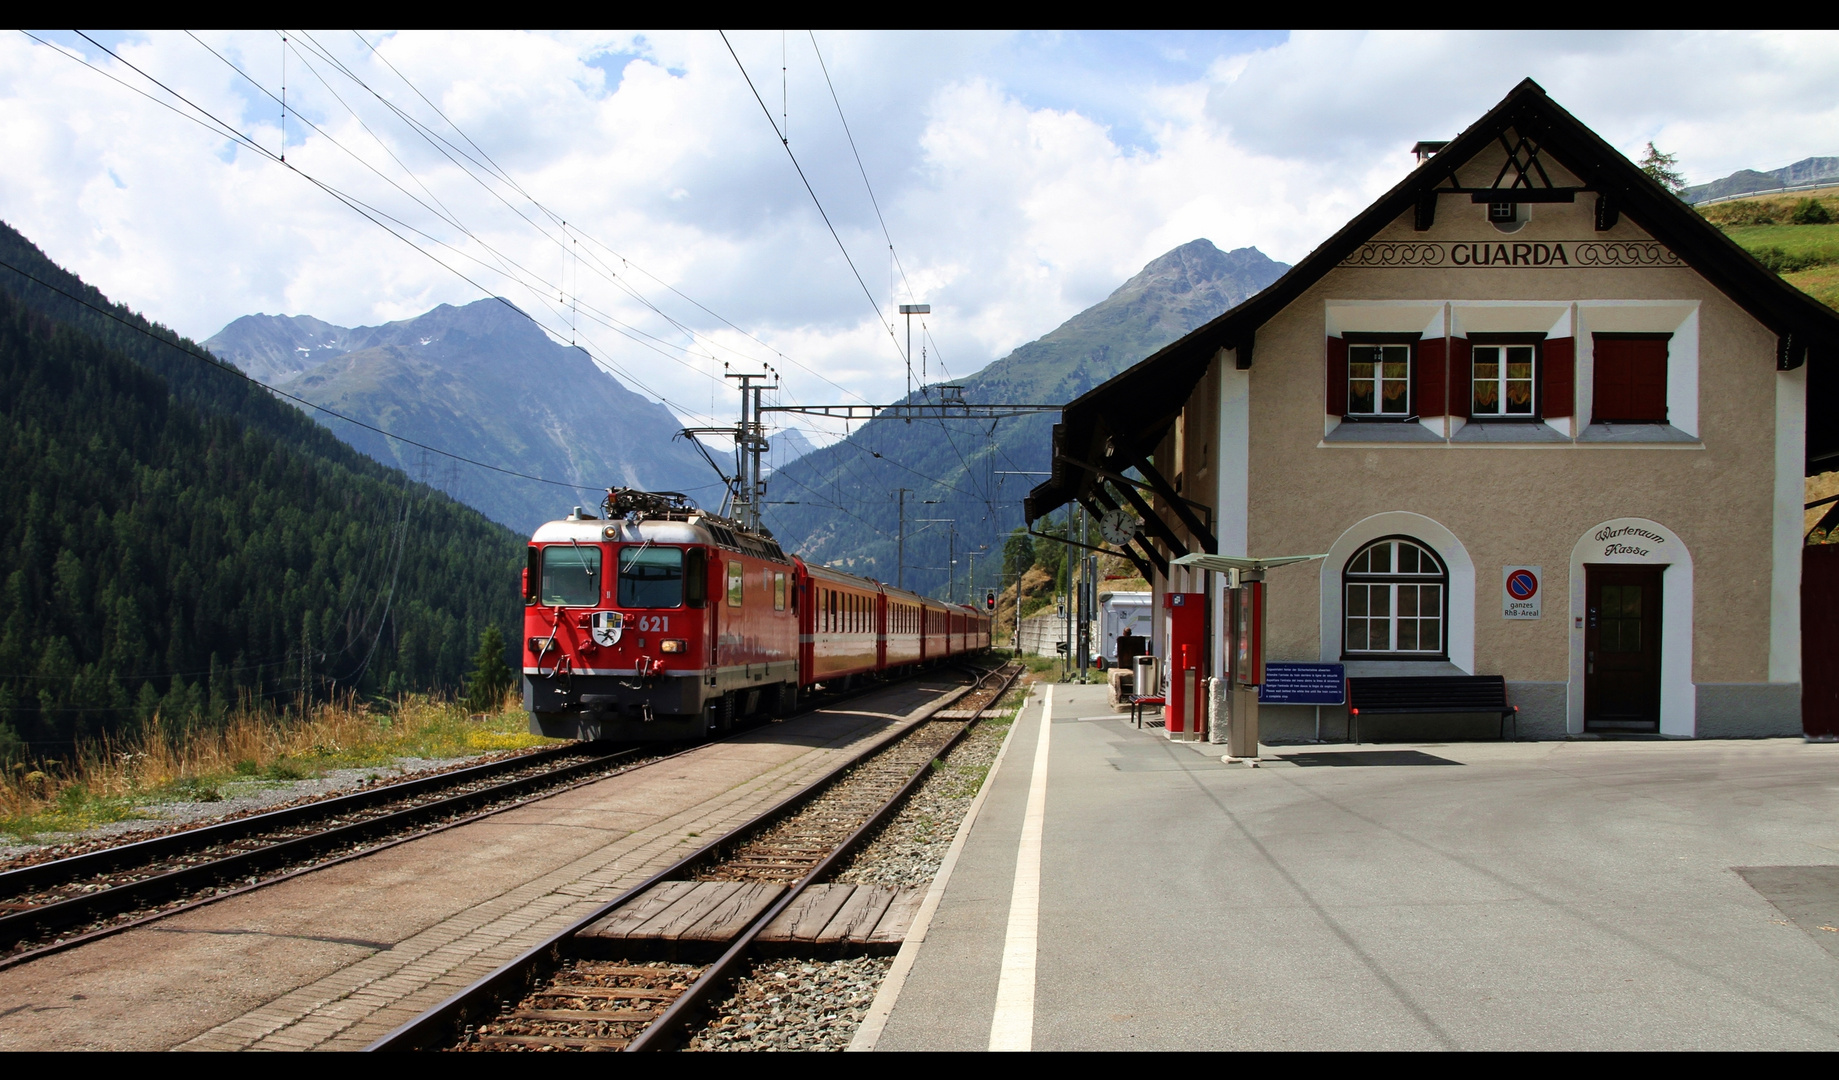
(1258, 662, 1346, 705)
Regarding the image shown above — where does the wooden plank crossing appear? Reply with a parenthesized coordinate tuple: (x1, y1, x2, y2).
(758, 883, 926, 955)
(815, 885, 895, 945)
(577, 880, 926, 957)
(579, 880, 784, 956)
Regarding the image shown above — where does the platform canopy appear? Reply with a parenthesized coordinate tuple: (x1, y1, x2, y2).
(1171, 553, 1327, 574)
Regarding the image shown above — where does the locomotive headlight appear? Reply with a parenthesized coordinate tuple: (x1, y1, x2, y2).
(528, 636, 555, 654)
(660, 638, 687, 654)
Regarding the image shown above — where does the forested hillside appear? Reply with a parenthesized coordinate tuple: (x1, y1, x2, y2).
(0, 223, 524, 756)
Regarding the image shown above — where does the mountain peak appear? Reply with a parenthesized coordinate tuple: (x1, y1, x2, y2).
(1109, 239, 1284, 306)
(203, 297, 711, 532)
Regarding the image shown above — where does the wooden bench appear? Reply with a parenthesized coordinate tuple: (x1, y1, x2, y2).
(1347, 675, 1517, 743)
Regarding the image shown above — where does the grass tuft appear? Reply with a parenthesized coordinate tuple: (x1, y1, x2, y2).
(0, 691, 558, 840)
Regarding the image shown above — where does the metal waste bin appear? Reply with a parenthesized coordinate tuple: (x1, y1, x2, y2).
(1133, 654, 1160, 700)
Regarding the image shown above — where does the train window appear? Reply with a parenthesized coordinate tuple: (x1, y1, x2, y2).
(540, 544, 600, 607)
(726, 559, 744, 607)
(618, 546, 684, 608)
(774, 572, 786, 612)
(524, 547, 539, 605)
(685, 548, 707, 607)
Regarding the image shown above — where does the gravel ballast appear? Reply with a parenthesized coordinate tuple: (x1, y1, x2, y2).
(687, 957, 893, 1052)
(683, 682, 1026, 1051)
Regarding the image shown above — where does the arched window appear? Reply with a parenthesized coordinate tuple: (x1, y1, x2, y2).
(1343, 537, 1448, 658)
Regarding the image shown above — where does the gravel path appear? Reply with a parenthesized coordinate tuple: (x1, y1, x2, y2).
(683, 683, 1026, 1051)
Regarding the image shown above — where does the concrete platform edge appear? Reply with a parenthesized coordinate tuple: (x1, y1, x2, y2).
(848, 686, 1034, 1052)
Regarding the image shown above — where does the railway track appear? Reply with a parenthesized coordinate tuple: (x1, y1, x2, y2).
(0, 662, 1006, 974)
(371, 660, 1024, 1053)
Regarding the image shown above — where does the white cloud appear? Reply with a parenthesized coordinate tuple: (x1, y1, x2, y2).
(2, 30, 1836, 441)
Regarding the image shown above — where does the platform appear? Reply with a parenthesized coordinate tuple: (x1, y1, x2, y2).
(866, 682, 1839, 1051)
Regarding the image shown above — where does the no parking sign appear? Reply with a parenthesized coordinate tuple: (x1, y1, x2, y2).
(1502, 566, 1541, 619)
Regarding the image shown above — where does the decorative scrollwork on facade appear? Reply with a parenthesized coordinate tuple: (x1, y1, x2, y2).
(1571, 242, 1685, 267)
(1339, 243, 1447, 268)
(1341, 240, 1683, 269)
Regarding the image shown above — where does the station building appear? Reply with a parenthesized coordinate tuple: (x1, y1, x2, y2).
(1026, 79, 1839, 740)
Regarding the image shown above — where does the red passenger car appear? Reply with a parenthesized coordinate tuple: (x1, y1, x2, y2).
(524, 489, 989, 742)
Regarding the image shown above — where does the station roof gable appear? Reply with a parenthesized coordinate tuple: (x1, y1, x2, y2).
(1027, 78, 1839, 523)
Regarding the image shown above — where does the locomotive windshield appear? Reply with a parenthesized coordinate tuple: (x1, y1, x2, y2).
(618, 545, 684, 608)
(540, 544, 601, 606)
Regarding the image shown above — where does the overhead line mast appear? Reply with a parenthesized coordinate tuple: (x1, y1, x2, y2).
(680, 370, 779, 533)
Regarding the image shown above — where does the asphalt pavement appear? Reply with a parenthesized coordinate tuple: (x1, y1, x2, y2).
(873, 682, 1839, 1051)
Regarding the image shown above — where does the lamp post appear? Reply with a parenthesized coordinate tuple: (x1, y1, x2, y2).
(996, 470, 1052, 662)
(895, 488, 911, 590)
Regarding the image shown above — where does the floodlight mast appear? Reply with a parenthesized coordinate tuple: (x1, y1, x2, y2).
(899, 303, 929, 406)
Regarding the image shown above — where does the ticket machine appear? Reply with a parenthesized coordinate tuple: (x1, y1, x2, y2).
(1226, 575, 1265, 760)
(1162, 592, 1206, 739)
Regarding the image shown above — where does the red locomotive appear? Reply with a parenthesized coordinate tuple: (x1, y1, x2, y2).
(523, 489, 991, 742)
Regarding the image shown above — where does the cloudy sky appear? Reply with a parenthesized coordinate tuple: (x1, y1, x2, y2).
(4, 30, 1837, 438)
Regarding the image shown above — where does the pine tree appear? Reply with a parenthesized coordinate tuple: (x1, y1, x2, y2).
(1639, 142, 1686, 196)
(463, 626, 514, 714)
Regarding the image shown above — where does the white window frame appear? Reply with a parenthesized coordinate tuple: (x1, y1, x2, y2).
(1346, 342, 1414, 418)
(1343, 537, 1449, 659)
(1470, 341, 1540, 419)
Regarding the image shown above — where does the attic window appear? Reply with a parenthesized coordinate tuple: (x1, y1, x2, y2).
(1488, 201, 1528, 233)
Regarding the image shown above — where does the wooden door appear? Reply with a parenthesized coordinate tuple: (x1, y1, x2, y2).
(1585, 566, 1664, 730)
(1805, 545, 1839, 739)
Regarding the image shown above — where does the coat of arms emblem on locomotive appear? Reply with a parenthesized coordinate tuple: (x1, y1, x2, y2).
(590, 610, 625, 646)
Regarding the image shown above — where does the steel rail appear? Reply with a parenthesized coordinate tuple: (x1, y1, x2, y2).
(0, 745, 643, 955)
(1, 659, 991, 970)
(367, 661, 1016, 1052)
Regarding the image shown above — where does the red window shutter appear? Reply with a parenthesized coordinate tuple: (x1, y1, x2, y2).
(1448, 338, 1472, 419)
(1326, 337, 1348, 415)
(1593, 337, 1668, 422)
(1542, 337, 1575, 418)
(1630, 340, 1668, 421)
(1594, 341, 1631, 420)
(1416, 338, 1447, 417)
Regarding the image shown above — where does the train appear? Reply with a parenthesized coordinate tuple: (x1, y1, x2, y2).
(523, 488, 992, 742)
